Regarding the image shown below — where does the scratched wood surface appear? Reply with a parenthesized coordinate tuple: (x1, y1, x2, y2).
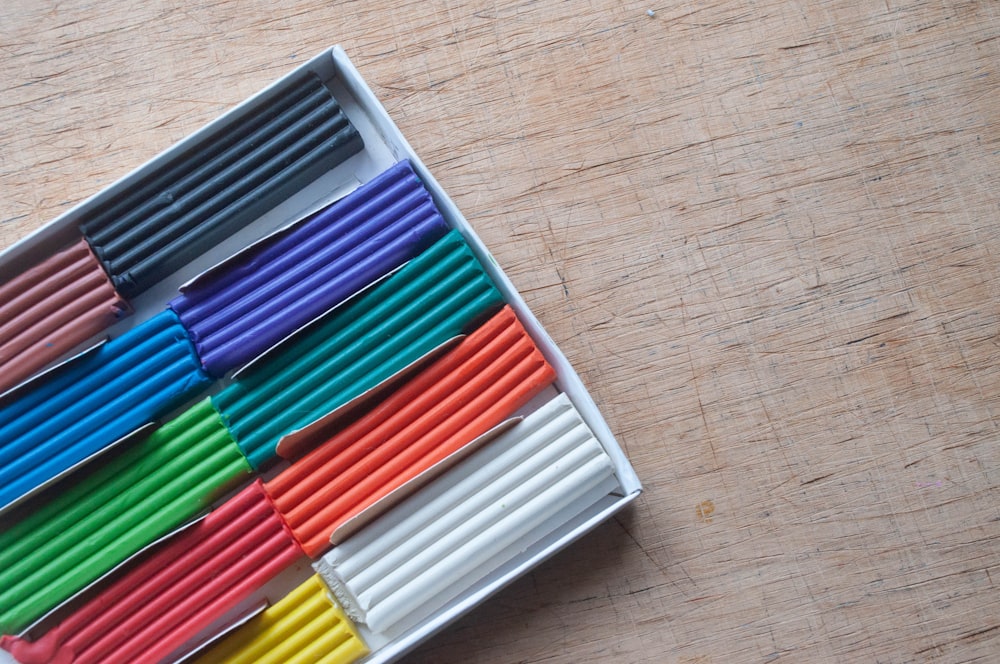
(1, 1, 998, 662)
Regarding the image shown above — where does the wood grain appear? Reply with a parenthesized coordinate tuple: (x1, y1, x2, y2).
(2, 1, 998, 662)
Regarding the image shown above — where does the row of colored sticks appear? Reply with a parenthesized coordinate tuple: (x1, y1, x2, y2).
(1, 152, 618, 662)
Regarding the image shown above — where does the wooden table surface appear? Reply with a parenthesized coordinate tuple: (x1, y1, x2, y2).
(2, 1, 998, 662)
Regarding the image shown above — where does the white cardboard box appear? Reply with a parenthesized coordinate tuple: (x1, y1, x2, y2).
(0, 46, 641, 664)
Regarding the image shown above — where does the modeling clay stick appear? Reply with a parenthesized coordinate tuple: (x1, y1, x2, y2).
(171, 160, 448, 375)
(191, 575, 368, 664)
(0, 239, 128, 393)
(81, 72, 363, 297)
(0, 310, 211, 509)
(213, 230, 504, 469)
(265, 305, 556, 557)
(90, 82, 331, 248)
(315, 394, 618, 634)
(83, 76, 321, 244)
(0, 481, 303, 664)
(105, 108, 345, 269)
(0, 398, 250, 635)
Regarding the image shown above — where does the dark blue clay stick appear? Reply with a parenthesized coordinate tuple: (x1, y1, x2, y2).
(81, 72, 363, 298)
